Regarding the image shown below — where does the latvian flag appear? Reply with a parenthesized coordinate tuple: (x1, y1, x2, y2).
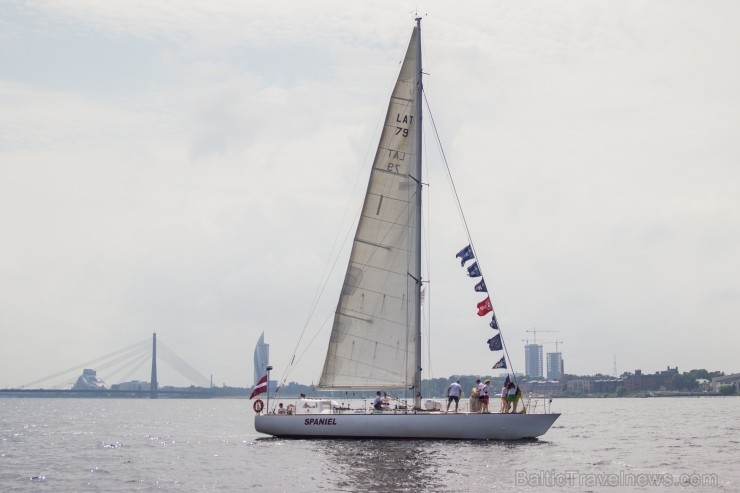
(250, 374, 268, 399)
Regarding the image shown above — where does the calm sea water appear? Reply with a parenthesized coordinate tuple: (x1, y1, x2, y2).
(0, 397, 737, 492)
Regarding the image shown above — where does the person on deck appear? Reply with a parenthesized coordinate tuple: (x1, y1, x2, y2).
(481, 379, 491, 412)
(277, 403, 286, 414)
(372, 391, 383, 410)
(477, 379, 486, 413)
(505, 382, 516, 412)
(382, 392, 392, 408)
(500, 383, 509, 413)
(470, 380, 481, 413)
(446, 380, 462, 413)
(511, 386, 522, 413)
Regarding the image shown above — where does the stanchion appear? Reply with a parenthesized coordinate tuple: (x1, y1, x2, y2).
(265, 365, 273, 413)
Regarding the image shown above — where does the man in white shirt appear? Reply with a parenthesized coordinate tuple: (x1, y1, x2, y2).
(446, 380, 463, 413)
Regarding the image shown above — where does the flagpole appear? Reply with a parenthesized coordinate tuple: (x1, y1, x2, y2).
(265, 365, 273, 413)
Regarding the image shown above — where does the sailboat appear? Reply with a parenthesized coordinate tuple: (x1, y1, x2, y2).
(254, 19, 559, 440)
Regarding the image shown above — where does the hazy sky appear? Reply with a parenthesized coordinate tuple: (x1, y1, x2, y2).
(1, 1, 739, 389)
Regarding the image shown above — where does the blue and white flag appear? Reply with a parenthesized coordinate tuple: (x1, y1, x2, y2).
(474, 278, 487, 293)
(487, 334, 503, 351)
(489, 316, 499, 330)
(492, 356, 507, 369)
(466, 262, 481, 278)
(456, 245, 475, 266)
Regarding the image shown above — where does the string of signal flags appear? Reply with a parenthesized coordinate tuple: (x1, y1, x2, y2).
(455, 244, 507, 370)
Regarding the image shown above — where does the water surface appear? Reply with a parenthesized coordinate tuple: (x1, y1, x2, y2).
(0, 397, 737, 491)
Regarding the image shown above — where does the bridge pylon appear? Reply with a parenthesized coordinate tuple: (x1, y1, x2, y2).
(150, 332, 158, 399)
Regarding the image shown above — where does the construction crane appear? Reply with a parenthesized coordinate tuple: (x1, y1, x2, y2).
(526, 339, 565, 351)
(523, 328, 558, 344)
(540, 340, 564, 352)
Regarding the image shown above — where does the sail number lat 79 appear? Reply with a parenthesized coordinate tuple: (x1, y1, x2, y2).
(386, 113, 412, 172)
(395, 113, 413, 137)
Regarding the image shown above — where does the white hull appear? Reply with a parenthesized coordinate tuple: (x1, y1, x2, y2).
(255, 412, 559, 440)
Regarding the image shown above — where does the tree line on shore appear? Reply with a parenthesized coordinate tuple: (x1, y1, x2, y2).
(264, 368, 736, 399)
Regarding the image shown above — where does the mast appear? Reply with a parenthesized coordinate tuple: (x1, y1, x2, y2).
(413, 16, 423, 410)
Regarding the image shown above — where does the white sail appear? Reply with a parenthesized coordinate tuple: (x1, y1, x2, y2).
(318, 26, 422, 391)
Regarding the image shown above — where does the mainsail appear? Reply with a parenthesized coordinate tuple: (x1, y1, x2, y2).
(318, 25, 422, 392)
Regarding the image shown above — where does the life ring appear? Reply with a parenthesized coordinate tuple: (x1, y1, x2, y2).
(253, 399, 264, 413)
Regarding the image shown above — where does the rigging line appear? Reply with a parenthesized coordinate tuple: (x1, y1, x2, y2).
(157, 341, 210, 387)
(118, 352, 153, 383)
(421, 111, 433, 382)
(17, 339, 150, 388)
(498, 335, 519, 386)
(292, 309, 334, 380)
(93, 344, 151, 372)
(296, 167, 363, 337)
(95, 344, 151, 376)
(102, 348, 151, 382)
(422, 90, 521, 381)
(276, 204, 360, 389)
(422, 90, 469, 244)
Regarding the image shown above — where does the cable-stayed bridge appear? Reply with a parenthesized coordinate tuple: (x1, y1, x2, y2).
(1, 333, 234, 399)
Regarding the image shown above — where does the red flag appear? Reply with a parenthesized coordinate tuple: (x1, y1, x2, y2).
(477, 297, 493, 316)
(250, 374, 268, 399)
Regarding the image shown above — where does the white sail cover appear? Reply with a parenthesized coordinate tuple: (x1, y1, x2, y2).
(319, 27, 422, 390)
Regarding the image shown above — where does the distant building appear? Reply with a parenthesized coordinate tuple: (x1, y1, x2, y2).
(113, 380, 151, 391)
(592, 378, 623, 393)
(546, 352, 563, 380)
(623, 366, 679, 392)
(567, 379, 593, 393)
(253, 332, 270, 386)
(565, 377, 622, 394)
(72, 369, 106, 390)
(521, 380, 564, 396)
(711, 373, 740, 392)
(524, 344, 543, 378)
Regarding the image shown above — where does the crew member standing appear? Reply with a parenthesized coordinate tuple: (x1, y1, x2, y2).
(446, 380, 463, 413)
(478, 379, 487, 413)
(481, 379, 491, 413)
